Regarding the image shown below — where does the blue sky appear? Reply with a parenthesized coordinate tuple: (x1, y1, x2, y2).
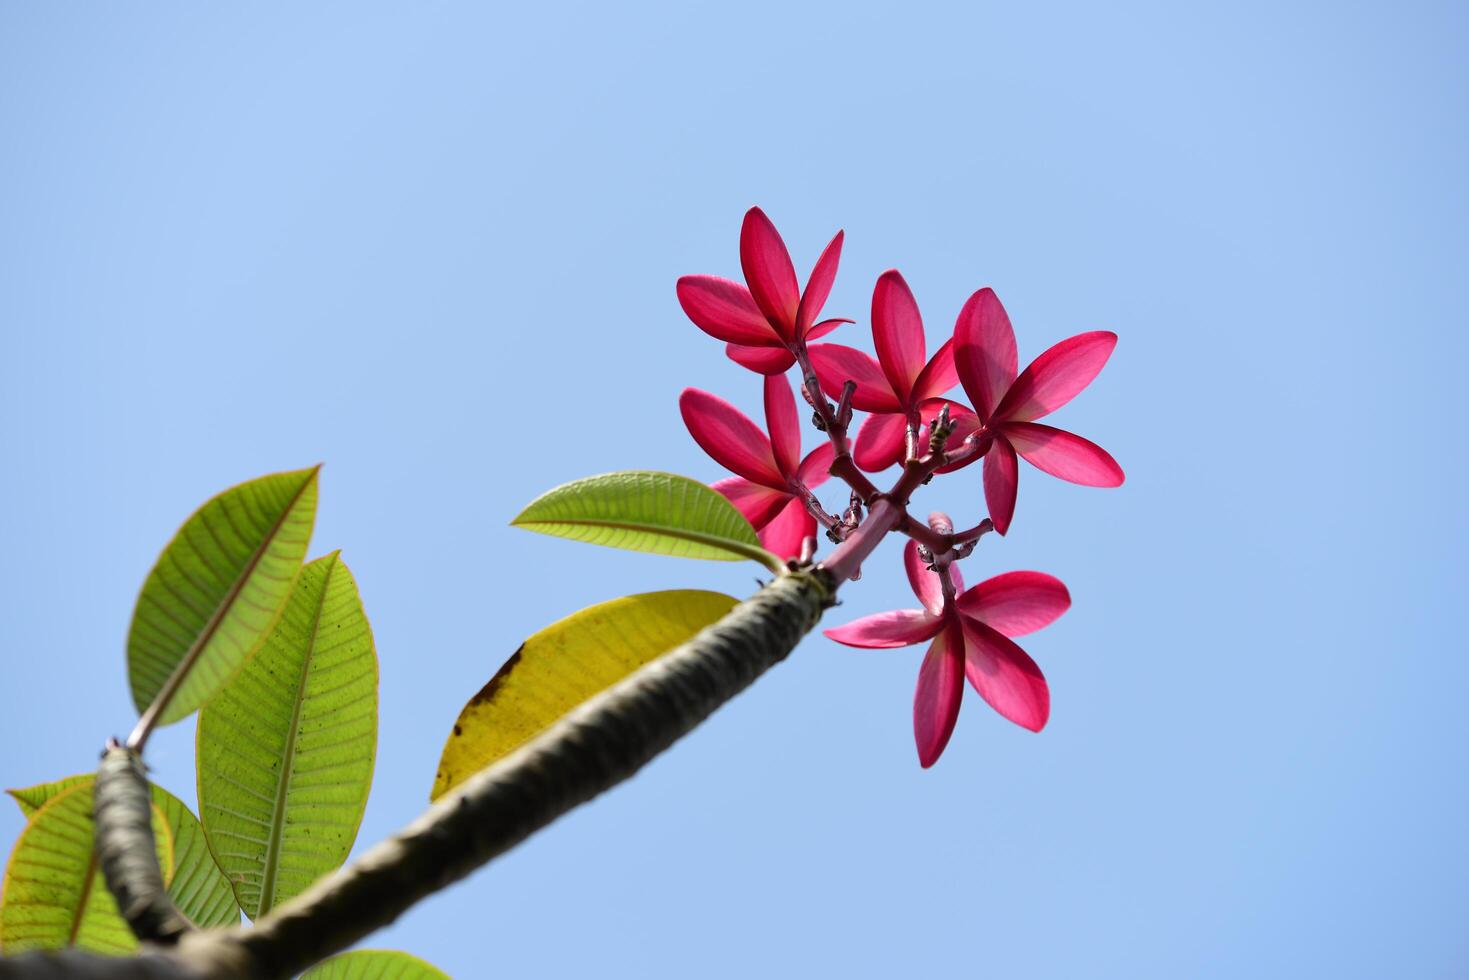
(2, 2, 1466, 976)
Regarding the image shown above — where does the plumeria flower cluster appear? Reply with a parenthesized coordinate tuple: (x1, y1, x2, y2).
(677, 207, 1124, 766)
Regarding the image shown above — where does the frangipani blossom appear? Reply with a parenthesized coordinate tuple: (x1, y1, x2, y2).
(680, 375, 836, 560)
(953, 288, 1125, 534)
(808, 270, 961, 470)
(824, 536, 1069, 766)
(676, 207, 850, 375)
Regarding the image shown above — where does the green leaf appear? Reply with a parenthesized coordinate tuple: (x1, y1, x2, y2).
(0, 774, 240, 948)
(197, 552, 378, 919)
(0, 782, 173, 955)
(432, 589, 737, 801)
(300, 950, 450, 979)
(127, 466, 321, 729)
(512, 470, 782, 571)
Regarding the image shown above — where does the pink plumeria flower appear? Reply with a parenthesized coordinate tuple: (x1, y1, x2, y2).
(679, 374, 836, 560)
(953, 288, 1125, 534)
(824, 536, 1070, 767)
(677, 206, 850, 375)
(807, 269, 961, 470)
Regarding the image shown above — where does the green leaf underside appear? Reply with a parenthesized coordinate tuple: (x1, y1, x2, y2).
(431, 590, 738, 801)
(198, 553, 378, 920)
(0, 783, 173, 955)
(300, 949, 451, 979)
(0, 774, 240, 950)
(512, 471, 781, 570)
(127, 467, 320, 727)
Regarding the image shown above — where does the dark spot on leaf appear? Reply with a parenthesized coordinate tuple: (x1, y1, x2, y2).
(466, 645, 524, 709)
(453, 725, 462, 736)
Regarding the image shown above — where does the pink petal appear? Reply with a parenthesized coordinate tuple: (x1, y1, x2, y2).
(823, 608, 942, 649)
(807, 344, 902, 413)
(914, 619, 966, 767)
(679, 387, 784, 488)
(711, 477, 791, 530)
(960, 618, 1049, 732)
(796, 443, 836, 487)
(902, 538, 963, 613)
(806, 317, 849, 341)
(676, 275, 781, 346)
(994, 331, 1117, 423)
(853, 411, 907, 472)
(795, 230, 844, 338)
(953, 287, 1018, 421)
(739, 207, 800, 339)
(757, 495, 814, 561)
(912, 338, 961, 404)
(726, 343, 795, 375)
(957, 571, 1070, 637)
(1002, 421, 1125, 487)
(764, 374, 802, 479)
(983, 436, 1018, 535)
(871, 269, 927, 401)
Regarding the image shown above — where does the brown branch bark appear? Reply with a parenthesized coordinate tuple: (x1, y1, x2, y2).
(0, 570, 835, 980)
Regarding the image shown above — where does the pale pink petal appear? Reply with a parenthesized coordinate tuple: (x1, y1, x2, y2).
(960, 617, 1049, 732)
(676, 275, 781, 346)
(914, 619, 966, 767)
(806, 317, 850, 341)
(757, 496, 813, 561)
(796, 443, 836, 487)
(994, 331, 1117, 422)
(807, 344, 902, 413)
(1002, 421, 1124, 487)
(983, 436, 1019, 535)
(739, 207, 800, 339)
(725, 343, 795, 375)
(853, 411, 907, 472)
(823, 608, 942, 649)
(711, 477, 791, 529)
(904, 539, 945, 615)
(679, 387, 784, 488)
(953, 287, 1018, 421)
(957, 571, 1070, 637)
(795, 230, 844, 338)
(871, 269, 927, 400)
(764, 374, 802, 479)
(912, 338, 961, 404)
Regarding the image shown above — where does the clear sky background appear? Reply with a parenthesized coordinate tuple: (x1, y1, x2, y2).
(2, 3, 1465, 977)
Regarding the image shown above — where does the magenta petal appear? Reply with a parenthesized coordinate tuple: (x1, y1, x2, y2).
(957, 571, 1070, 637)
(904, 539, 945, 614)
(739, 207, 800, 339)
(806, 317, 849, 341)
(711, 477, 791, 529)
(824, 608, 942, 649)
(757, 496, 813, 561)
(853, 411, 907, 472)
(807, 344, 902, 413)
(912, 338, 961, 404)
(995, 330, 1117, 422)
(983, 436, 1019, 535)
(796, 229, 844, 338)
(764, 374, 802, 479)
(914, 619, 965, 767)
(871, 269, 927, 401)
(676, 275, 781, 346)
(679, 387, 784, 488)
(796, 443, 836, 487)
(726, 343, 796, 375)
(953, 287, 1019, 421)
(1002, 421, 1125, 487)
(960, 618, 1049, 732)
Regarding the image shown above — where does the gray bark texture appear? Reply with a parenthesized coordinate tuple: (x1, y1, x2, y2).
(0, 570, 834, 980)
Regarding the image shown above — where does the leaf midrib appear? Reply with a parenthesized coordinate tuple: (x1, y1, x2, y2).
(513, 517, 780, 571)
(255, 555, 335, 918)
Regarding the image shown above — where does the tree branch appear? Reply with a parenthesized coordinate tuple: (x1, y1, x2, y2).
(1, 570, 836, 980)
